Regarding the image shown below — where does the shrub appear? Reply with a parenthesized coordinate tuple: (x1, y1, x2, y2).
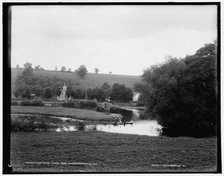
(135, 101, 145, 107)
(62, 101, 75, 108)
(77, 121, 85, 131)
(11, 116, 51, 132)
(20, 99, 44, 106)
(110, 83, 133, 102)
(96, 105, 106, 112)
(110, 107, 133, 121)
(11, 101, 19, 106)
(79, 100, 97, 109)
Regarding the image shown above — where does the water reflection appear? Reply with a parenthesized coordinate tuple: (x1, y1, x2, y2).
(93, 120, 162, 136)
(54, 120, 162, 136)
(12, 108, 163, 136)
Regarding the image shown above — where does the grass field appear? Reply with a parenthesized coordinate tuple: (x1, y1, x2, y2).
(11, 131, 217, 172)
(11, 68, 141, 89)
(11, 106, 114, 122)
(10, 105, 218, 172)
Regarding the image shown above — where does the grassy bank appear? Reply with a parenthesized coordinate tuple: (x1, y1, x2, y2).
(11, 131, 217, 172)
(11, 106, 113, 121)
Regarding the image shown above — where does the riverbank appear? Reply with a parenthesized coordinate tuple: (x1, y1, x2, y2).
(11, 106, 114, 122)
(11, 131, 217, 172)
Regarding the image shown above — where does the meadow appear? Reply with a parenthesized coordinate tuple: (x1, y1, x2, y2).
(10, 105, 218, 173)
(11, 131, 217, 172)
(11, 106, 114, 121)
(11, 68, 141, 90)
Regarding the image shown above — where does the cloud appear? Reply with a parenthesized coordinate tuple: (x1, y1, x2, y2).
(12, 5, 217, 40)
(11, 5, 217, 75)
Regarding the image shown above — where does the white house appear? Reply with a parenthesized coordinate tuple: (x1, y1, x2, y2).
(133, 92, 140, 102)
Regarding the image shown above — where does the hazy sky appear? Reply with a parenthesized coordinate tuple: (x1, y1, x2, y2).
(11, 5, 217, 75)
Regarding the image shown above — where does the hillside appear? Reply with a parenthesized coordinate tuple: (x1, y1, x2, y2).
(11, 68, 141, 90)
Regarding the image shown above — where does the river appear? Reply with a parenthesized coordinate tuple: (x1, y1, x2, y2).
(11, 108, 163, 136)
(55, 107, 162, 136)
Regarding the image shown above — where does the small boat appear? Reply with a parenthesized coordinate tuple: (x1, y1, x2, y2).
(113, 120, 133, 126)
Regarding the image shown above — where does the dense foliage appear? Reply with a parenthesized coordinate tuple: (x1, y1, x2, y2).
(20, 99, 44, 106)
(135, 43, 217, 137)
(22, 62, 33, 76)
(86, 82, 111, 102)
(75, 65, 88, 79)
(13, 66, 134, 103)
(110, 83, 133, 102)
(13, 74, 77, 99)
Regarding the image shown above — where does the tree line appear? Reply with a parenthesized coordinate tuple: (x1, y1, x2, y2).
(18, 63, 102, 75)
(13, 63, 133, 102)
(135, 42, 218, 137)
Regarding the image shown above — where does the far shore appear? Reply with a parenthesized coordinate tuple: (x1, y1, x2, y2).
(11, 106, 114, 122)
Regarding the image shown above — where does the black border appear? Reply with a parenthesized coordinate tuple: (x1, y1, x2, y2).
(3, 2, 12, 174)
(3, 2, 221, 174)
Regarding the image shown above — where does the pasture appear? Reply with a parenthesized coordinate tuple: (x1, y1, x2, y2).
(11, 68, 141, 90)
(11, 131, 217, 172)
(10, 106, 218, 172)
(11, 106, 114, 122)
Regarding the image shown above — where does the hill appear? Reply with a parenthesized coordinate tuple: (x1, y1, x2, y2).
(11, 68, 141, 90)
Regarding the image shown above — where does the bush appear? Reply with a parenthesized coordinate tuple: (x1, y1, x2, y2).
(110, 107, 133, 122)
(62, 101, 75, 108)
(20, 99, 44, 106)
(77, 121, 85, 131)
(79, 100, 97, 109)
(135, 101, 145, 107)
(11, 101, 19, 106)
(110, 83, 133, 102)
(11, 116, 51, 132)
(96, 105, 106, 112)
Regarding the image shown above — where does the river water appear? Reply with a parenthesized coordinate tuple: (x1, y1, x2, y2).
(53, 108, 162, 136)
(11, 108, 163, 136)
(90, 120, 162, 136)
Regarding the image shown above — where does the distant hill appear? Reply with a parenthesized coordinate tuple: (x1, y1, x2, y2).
(11, 68, 141, 90)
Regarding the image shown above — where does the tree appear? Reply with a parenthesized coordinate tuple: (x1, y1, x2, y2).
(16, 64, 20, 68)
(43, 87, 53, 99)
(55, 87, 62, 97)
(73, 88, 86, 99)
(66, 86, 74, 98)
(101, 82, 111, 100)
(94, 68, 100, 74)
(110, 83, 133, 102)
(67, 68, 72, 73)
(135, 42, 217, 137)
(86, 88, 93, 100)
(34, 65, 41, 71)
(61, 66, 66, 72)
(101, 82, 110, 90)
(76, 65, 88, 79)
(14, 89, 20, 98)
(86, 87, 105, 102)
(55, 67, 58, 71)
(31, 86, 42, 97)
(23, 62, 33, 76)
(22, 87, 31, 99)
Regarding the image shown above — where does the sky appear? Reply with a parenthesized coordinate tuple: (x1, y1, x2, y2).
(11, 5, 217, 76)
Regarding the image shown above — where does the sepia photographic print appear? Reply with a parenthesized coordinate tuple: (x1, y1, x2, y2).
(3, 2, 221, 173)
